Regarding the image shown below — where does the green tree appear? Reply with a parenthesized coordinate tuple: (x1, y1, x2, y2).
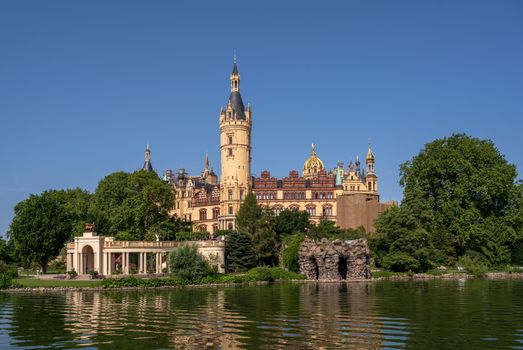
(372, 134, 523, 271)
(251, 207, 280, 266)
(225, 232, 256, 272)
(235, 192, 263, 235)
(274, 209, 310, 237)
(309, 220, 340, 239)
(236, 195, 281, 266)
(8, 190, 80, 272)
(282, 234, 305, 273)
(90, 170, 176, 240)
(168, 245, 211, 281)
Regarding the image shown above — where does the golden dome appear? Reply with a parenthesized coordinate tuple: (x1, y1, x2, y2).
(303, 144, 325, 178)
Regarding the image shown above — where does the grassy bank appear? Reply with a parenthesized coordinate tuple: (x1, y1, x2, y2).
(14, 277, 102, 288)
(101, 267, 305, 288)
(3, 267, 304, 290)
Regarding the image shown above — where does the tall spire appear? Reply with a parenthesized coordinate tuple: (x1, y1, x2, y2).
(231, 49, 239, 76)
(227, 52, 245, 119)
(205, 152, 209, 171)
(142, 144, 153, 172)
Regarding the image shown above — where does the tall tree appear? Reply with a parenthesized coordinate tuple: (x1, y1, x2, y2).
(8, 190, 79, 272)
(274, 209, 310, 237)
(225, 232, 256, 272)
(235, 192, 263, 235)
(252, 207, 280, 266)
(90, 170, 176, 239)
(371, 134, 523, 271)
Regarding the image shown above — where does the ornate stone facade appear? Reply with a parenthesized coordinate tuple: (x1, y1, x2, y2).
(66, 229, 225, 276)
(157, 58, 395, 233)
(298, 238, 371, 280)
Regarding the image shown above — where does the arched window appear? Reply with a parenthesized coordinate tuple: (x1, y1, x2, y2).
(306, 206, 316, 217)
(199, 209, 207, 221)
(323, 205, 332, 217)
(199, 225, 207, 232)
(212, 207, 220, 219)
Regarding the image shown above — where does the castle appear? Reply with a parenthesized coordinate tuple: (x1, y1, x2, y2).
(144, 59, 394, 233)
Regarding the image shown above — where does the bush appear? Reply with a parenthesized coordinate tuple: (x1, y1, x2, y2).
(381, 252, 420, 272)
(226, 232, 256, 273)
(168, 245, 212, 281)
(102, 276, 184, 288)
(458, 255, 488, 277)
(282, 234, 304, 273)
(67, 269, 78, 279)
(175, 231, 209, 241)
(511, 240, 523, 266)
(0, 273, 12, 289)
(48, 259, 66, 273)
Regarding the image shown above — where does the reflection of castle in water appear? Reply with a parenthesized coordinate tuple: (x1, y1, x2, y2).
(59, 284, 386, 349)
(63, 290, 246, 349)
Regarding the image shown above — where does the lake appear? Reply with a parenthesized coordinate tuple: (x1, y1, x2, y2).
(0, 279, 522, 349)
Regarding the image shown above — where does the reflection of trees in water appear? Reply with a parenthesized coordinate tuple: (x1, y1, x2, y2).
(5, 280, 523, 349)
(3, 293, 75, 348)
(373, 279, 523, 349)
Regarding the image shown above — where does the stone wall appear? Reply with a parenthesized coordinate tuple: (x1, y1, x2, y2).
(336, 193, 393, 233)
(298, 238, 371, 280)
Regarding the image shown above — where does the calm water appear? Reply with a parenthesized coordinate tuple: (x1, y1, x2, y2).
(0, 279, 522, 349)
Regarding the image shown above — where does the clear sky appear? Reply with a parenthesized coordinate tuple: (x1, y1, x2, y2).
(1, 1, 522, 237)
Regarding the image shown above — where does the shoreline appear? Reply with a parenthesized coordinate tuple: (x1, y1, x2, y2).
(2, 272, 523, 293)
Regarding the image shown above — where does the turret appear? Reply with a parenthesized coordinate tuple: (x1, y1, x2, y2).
(365, 145, 378, 192)
(219, 54, 252, 230)
(142, 144, 154, 172)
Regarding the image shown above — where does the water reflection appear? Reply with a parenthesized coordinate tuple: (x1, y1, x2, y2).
(0, 279, 522, 349)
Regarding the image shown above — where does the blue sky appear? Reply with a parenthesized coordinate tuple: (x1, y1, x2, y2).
(1, 1, 522, 237)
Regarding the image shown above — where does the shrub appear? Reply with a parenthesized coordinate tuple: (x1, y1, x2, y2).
(168, 245, 212, 281)
(0, 273, 12, 289)
(458, 255, 488, 277)
(67, 269, 78, 279)
(48, 259, 66, 273)
(226, 232, 256, 273)
(175, 231, 209, 241)
(381, 252, 420, 272)
(511, 240, 523, 266)
(282, 234, 304, 273)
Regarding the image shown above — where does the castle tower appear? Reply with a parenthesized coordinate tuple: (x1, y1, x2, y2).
(142, 144, 154, 172)
(365, 145, 378, 192)
(218, 56, 252, 230)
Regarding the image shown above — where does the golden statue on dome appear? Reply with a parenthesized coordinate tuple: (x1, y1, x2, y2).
(303, 143, 325, 178)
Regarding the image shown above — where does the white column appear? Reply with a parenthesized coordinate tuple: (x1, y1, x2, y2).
(123, 252, 129, 275)
(108, 253, 112, 276)
(102, 253, 107, 275)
